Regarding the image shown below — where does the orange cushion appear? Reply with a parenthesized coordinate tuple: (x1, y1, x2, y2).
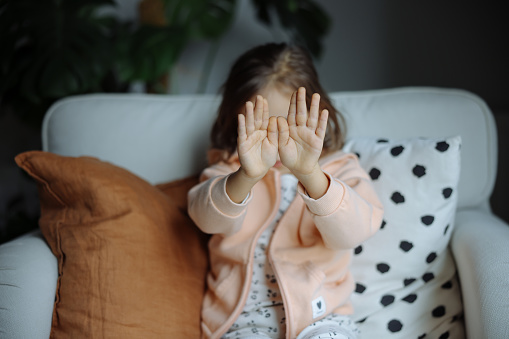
(15, 151, 208, 338)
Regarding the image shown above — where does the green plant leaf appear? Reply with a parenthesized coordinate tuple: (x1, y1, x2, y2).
(1, 0, 116, 102)
(118, 24, 187, 82)
(194, 0, 237, 39)
(162, 0, 236, 40)
(250, 0, 331, 58)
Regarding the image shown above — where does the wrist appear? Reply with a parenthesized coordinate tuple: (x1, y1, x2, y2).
(226, 167, 263, 204)
(294, 165, 329, 200)
(238, 166, 266, 183)
(291, 163, 321, 181)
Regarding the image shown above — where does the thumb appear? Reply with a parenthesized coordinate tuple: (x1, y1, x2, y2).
(277, 117, 289, 147)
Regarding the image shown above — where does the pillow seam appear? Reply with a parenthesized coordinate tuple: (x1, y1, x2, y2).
(19, 156, 68, 208)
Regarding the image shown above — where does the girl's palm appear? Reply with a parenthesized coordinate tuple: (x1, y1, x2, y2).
(237, 96, 278, 179)
(278, 88, 329, 175)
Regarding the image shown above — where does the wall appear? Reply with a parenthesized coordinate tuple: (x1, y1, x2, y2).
(169, 1, 508, 113)
(170, 0, 391, 95)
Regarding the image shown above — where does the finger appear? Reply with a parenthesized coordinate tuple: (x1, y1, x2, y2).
(267, 116, 278, 146)
(307, 93, 320, 129)
(316, 109, 329, 140)
(237, 113, 247, 142)
(254, 95, 263, 130)
(261, 98, 269, 130)
(287, 90, 297, 127)
(296, 87, 307, 126)
(277, 116, 290, 147)
(245, 101, 255, 136)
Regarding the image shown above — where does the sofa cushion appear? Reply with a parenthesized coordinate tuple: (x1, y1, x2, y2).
(15, 151, 208, 338)
(343, 136, 464, 338)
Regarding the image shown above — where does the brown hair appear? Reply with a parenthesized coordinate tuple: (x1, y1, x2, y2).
(210, 42, 346, 159)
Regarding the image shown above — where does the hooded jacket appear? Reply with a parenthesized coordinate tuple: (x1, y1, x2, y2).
(188, 150, 384, 339)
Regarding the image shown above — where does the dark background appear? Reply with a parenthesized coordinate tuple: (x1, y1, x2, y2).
(1, 1, 507, 244)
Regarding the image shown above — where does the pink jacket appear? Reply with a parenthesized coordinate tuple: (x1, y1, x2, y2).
(188, 150, 384, 339)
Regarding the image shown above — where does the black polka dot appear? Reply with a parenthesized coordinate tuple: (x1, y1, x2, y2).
(421, 215, 435, 226)
(387, 319, 403, 332)
(369, 167, 381, 180)
(380, 294, 395, 307)
(391, 192, 405, 204)
(436, 141, 450, 152)
(426, 252, 437, 263)
(391, 145, 405, 156)
(442, 187, 453, 198)
(403, 278, 416, 286)
(418, 334, 426, 339)
(439, 331, 450, 339)
(354, 245, 363, 255)
(441, 280, 453, 289)
(444, 224, 450, 235)
(432, 305, 446, 317)
(376, 263, 390, 274)
(380, 220, 386, 229)
(354, 152, 361, 159)
(399, 240, 414, 252)
(412, 164, 426, 178)
(355, 283, 366, 294)
(356, 317, 368, 324)
(377, 139, 389, 143)
(422, 272, 435, 283)
(402, 293, 417, 303)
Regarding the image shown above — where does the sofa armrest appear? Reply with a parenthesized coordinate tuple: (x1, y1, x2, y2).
(451, 209, 509, 339)
(0, 229, 57, 339)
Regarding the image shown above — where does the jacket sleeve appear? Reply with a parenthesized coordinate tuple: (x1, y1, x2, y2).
(298, 153, 384, 250)
(187, 164, 252, 236)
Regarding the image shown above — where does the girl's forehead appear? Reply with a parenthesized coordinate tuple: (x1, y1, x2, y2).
(248, 85, 294, 117)
(257, 85, 294, 100)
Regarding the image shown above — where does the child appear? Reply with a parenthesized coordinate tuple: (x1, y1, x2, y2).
(188, 43, 384, 339)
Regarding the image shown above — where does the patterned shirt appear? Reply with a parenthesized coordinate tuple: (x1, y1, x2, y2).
(224, 174, 299, 338)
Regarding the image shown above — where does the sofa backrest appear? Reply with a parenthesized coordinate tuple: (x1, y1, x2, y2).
(43, 87, 497, 210)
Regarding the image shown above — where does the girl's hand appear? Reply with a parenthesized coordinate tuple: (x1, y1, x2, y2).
(237, 95, 278, 180)
(277, 87, 329, 177)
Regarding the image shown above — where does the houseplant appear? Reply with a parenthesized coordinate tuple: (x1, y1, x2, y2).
(0, 0, 331, 126)
(0, 0, 117, 126)
(0, 0, 331, 244)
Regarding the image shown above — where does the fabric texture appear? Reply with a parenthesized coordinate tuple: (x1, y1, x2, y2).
(0, 230, 57, 339)
(14, 151, 209, 338)
(223, 174, 299, 339)
(296, 313, 359, 339)
(343, 136, 464, 338)
(188, 150, 384, 339)
(221, 174, 299, 339)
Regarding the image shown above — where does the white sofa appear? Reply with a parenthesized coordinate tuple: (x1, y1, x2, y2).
(0, 87, 508, 338)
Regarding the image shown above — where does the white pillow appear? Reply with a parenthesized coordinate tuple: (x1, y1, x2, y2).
(343, 136, 464, 339)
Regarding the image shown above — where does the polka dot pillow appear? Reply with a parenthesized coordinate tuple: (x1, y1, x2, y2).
(343, 136, 464, 339)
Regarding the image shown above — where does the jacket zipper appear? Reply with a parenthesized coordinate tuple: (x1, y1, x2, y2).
(267, 171, 293, 339)
(216, 171, 282, 338)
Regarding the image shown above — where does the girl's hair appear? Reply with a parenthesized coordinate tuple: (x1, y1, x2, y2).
(210, 42, 346, 159)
